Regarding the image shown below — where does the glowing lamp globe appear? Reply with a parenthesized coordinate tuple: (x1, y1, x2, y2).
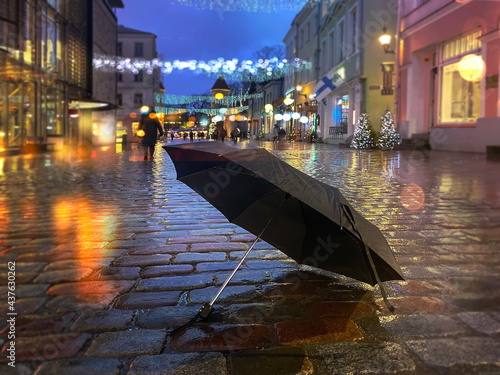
(291, 112, 301, 120)
(275, 114, 283, 121)
(300, 116, 309, 123)
(136, 129, 145, 137)
(458, 54, 485, 82)
(140, 106, 150, 114)
(214, 92, 224, 100)
(264, 104, 273, 112)
(283, 114, 291, 121)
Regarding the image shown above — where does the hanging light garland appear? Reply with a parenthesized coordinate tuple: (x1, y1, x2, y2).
(93, 55, 311, 81)
(156, 106, 249, 116)
(167, 0, 318, 12)
(159, 92, 263, 105)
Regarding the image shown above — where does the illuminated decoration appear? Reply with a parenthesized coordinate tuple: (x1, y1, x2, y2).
(351, 113, 375, 149)
(155, 106, 249, 116)
(93, 55, 311, 81)
(377, 110, 400, 150)
(213, 115, 223, 122)
(300, 116, 309, 123)
(458, 54, 485, 82)
(158, 92, 262, 105)
(214, 93, 224, 100)
(168, 0, 317, 12)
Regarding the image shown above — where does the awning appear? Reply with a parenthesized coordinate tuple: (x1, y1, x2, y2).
(69, 99, 120, 111)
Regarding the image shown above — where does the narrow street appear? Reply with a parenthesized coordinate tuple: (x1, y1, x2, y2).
(1, 140, 499, 374)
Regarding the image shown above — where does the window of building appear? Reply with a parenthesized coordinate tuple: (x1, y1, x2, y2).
(117, 94, 122, 106)
(349, 7, 357, 55)
(337, 20, 345, 62)
(134, 70, 143, 82)
(117, 73, 123, 82)
(133, 93, 143, 107)
(134, 42, 144, 57)
(117, 42, 122, 56)
(439, 59, 481, 123)
(438, 29, 482, 125)
(321, 39, 327, 73)
(329, 32, 334, 67)
(441, 29, 481, 61)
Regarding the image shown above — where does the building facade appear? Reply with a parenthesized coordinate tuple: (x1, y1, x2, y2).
(283, 2, 320, 141)
(397, 0, 500, 152)
(312, 0, 398, 143)
(116, 25, 163, 142)
(0, 0, 122, 154)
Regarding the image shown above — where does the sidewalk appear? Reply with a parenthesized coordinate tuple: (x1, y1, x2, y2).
(0, 140, 499, 374)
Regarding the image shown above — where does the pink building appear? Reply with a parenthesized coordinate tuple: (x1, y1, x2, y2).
(397, 0, 499, 152)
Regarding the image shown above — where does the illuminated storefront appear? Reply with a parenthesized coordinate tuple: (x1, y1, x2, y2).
(397, 1, 499, 152)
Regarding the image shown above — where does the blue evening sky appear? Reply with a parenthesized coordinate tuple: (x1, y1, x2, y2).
(116, 0, 300, 95)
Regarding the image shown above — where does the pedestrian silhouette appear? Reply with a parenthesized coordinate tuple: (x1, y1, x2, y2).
(138, 109, 164, 160)
(189, 131, 194, 142)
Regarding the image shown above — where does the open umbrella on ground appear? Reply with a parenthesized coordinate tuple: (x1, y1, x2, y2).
(163, 142, 404, 325)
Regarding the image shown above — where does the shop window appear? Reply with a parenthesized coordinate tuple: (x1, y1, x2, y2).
(438, 30, 482, 125)
(439, 59, 480, 123)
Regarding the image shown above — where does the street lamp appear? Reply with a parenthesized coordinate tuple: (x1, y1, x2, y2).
(295, 85, 308, 99)
(379, 26, 395, 54)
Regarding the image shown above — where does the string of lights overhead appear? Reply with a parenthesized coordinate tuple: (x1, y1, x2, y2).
(160, 93, 263, 105)
(93, 56, 311, 81)
(167, 0, 318, 12)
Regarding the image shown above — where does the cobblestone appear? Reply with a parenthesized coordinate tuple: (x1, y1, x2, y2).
(85, 330, 166, 357)
(1, 141, 499, 374)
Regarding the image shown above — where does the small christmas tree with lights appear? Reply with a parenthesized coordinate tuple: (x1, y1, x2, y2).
(351, 113, 374, 149)
(377, 110, 400, 150)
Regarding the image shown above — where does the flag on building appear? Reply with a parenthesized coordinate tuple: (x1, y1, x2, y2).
(314, 69, 344, 101)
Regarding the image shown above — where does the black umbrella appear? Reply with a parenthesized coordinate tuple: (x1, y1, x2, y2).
(163, 142, 403, 321)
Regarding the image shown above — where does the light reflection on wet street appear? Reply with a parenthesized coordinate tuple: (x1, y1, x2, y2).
(0, 140, 499, 373)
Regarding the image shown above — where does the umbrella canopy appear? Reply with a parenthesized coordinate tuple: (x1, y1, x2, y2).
(163, 142, 404, 286)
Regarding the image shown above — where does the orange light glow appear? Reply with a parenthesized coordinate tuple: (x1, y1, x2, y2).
(235, 115, 243, 121)
(400, 184, 425, 211)
(458, 54, 486, 82)
(148, 113, 157, 119)
(129, 112, 137, 119)
(188, 116, 196, 122)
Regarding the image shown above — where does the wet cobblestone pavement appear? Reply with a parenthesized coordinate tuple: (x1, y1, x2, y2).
(0, 140, 499, 375)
